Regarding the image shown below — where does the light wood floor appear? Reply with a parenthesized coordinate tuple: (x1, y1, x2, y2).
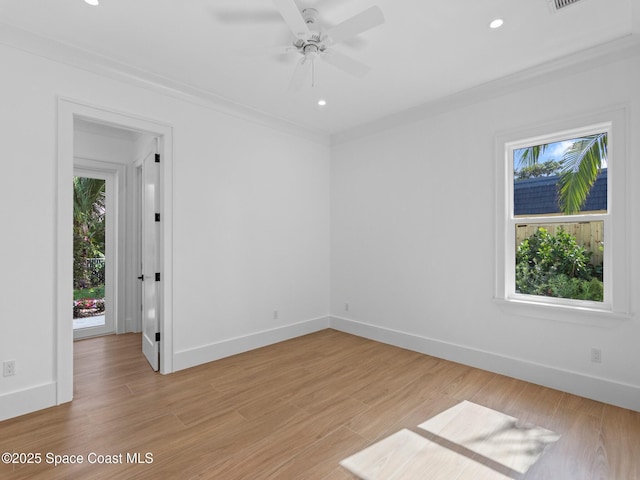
(1, 329, 638, 479)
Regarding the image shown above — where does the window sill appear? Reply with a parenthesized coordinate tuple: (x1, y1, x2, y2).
(493, 296, 631, 326)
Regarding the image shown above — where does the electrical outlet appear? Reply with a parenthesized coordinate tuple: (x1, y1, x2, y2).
(345, 303, 350, 312)
(591, 348, 602, 363)
(273, 310, 279, 320)
(3, 360, 15, 377)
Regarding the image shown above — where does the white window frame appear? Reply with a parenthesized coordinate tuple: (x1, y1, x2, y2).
(495, 107, 630, 320)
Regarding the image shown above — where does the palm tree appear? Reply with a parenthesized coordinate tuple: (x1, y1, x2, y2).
(73, 177, 106, 288)
(518, 132, 607, 215)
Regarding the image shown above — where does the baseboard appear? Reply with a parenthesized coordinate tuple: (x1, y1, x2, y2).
(329, 316, 640, 412)
(0, 382, 57, 421)
(173, 316, 331, 372)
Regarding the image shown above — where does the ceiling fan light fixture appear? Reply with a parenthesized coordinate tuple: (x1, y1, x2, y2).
(317, 99, 327, 106)
(489, 18, 504, 29)
(303, 44, 320, 57)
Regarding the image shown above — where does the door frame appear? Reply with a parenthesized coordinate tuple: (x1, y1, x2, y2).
(57, 98, 174, 405)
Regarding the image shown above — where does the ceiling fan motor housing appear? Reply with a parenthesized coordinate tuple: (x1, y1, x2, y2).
(294, 9, 326, 58)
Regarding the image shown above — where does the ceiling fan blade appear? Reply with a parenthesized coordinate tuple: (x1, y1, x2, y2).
(320, 50, 370, 78)
(325, 6, 384, 44)
(288, 57, 312, 92)
(272, 0, 310, 38)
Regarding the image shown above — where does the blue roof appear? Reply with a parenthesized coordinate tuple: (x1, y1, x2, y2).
(514, 169, 607, 215)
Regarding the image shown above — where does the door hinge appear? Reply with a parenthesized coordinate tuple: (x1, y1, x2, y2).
(155, 332, 161, 342)
(155, 153, 160, 163)
(155, 272, 161, 282)
(155, 213, 161, 222)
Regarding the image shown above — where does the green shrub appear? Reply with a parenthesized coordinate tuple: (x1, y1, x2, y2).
(74, 285, 105, 301)
(515, 227, 603, 301)
(546, 275, 603, 301)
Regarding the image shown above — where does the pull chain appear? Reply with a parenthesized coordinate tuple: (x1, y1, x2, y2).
(311, 58, 315, 88)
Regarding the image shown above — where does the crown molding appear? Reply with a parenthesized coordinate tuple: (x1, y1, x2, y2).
(1, 22, 637, 148)
(0, 23, 330, 146)
(332, 34, 640, 146)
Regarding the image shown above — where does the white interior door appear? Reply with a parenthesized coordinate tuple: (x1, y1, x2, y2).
(141, 147, 160, 371)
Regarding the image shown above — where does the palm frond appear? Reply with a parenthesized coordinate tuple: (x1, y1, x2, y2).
(518, 144, 549, 168)
(73, 177, 106, 256)
(557, 133, 607, 214)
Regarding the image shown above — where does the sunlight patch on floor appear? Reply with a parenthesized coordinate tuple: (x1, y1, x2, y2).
(340, 400, 560, 479)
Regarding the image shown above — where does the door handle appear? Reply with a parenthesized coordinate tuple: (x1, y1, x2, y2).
(137, 275, 144, 281)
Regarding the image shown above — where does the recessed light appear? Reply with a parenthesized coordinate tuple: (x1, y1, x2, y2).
(84, 0, 99, 6)
(489, 18, 504, 29)
(317, 99, 327, 107)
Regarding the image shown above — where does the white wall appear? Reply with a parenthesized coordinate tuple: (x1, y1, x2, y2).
(330, 49, 640, 411)
(75, 127, 138, 164)
(0, 43, 330, 419)
(1, 34, 638, 420)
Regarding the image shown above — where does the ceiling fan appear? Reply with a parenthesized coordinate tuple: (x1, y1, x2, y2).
(268, 0, 385, 91)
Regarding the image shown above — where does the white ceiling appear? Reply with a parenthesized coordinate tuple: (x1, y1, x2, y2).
(0, 0, 635, 135)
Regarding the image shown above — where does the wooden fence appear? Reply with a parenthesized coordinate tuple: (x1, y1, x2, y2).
(515, 221, 603, 266)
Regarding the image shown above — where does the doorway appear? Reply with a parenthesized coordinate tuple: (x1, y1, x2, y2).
(57, 99, 174, 405)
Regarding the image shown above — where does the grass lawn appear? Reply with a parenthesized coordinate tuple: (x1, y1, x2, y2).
(74, 285, 105, 301)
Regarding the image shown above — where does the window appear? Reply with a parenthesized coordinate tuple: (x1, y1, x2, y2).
(512, 130, 607, 304)
(495, 109, 629, 318)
